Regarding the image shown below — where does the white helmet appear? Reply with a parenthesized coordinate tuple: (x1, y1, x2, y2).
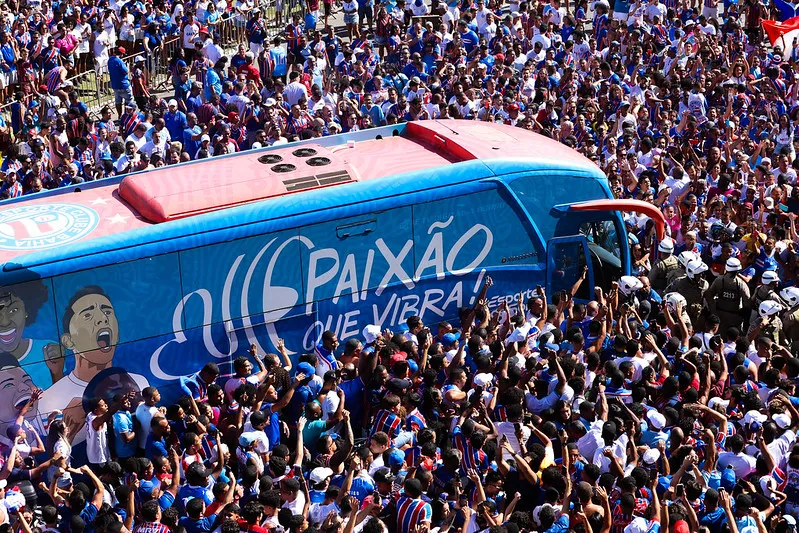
(759, 299, 783, 318)
(658, 237, 675, 254)
(780, 286, 799, 307)
(685, 258, 709, 279)
(726, 257, 742, 272)
(678, 250, 700, 268)
(619, 275, 644, 296)
(665, 292, 687, 313)
(761, 270, 780, 285)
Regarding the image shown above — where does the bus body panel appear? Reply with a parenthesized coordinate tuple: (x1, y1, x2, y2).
(0, 122, 627, 459)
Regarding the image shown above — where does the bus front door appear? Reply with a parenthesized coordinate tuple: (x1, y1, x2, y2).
(546, 236, 594, 301)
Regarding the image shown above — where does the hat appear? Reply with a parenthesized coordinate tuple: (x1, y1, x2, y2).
(762, 156, 772, 165)
(773, 413, 792, 429)
(118, 46, 126, 54)
(388, 448, 406, 467)
(168, 99, 178, 107)
(125, 101, 137, 109)
(764, 197, 775, 209)
(265, 98, 277, 106)
(642, 448, 660, 465)
(238, 432, 258, 447)
(743, 410, 767, 425)
(410, 76, 421, 85)
(646, 411, 666, 431)
(201, 134, 210, 143)
(474, 373, 493, 388)
(134, 55, 145, 63)
(673, 520, 690, 533)
(363, 324, 381, 344)
(309, 467, 334, 485)
(297, 362, 315, 376)
(720, 465, 737, 490)
(387, 378, 412, 392)
(374, 467, 395, 484)
(442, 332, 460, 346)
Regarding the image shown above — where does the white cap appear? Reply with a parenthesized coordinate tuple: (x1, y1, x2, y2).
(251, 142, 262, 149)
(761, 270, 780, 284)
(764, 197, 775, 209)
(743, 410, 767, 425)
(168, 99, 178, 107)
(363, 324, 381, 344)
(646, 410, 666, 431)
(708, 397, 730, 410)
(134, 55, 145, 63)
(658, 237, 675, 254)
(201, 134, 210, 142)
(642, 448, 661, 465)
(473, 373, 493, 388)
(773, 413, 792, 429)
(726, 257, 742, 272)
(309, 467, 334, 485)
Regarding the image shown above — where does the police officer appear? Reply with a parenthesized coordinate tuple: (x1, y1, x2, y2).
(780, 287, 799, 354)
(648, 237, 680, 292)
(666, 258, 709, 325)
(705, 257, 751, 332)
(748, 300, 785, 346)
(749, 270, 784, 325)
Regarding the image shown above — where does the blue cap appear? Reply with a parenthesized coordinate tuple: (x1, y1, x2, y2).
(297, 362, 314, 377)
(388, 448, 406, 467)
(544, 343, 560, 352)
(442, 332, 460, 346)
(720, 466, 736, 490)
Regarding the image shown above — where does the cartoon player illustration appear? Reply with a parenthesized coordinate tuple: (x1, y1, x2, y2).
(0, 353, 48, 448)
(39, 286, 148, 444)
(0, 280, 64, 388)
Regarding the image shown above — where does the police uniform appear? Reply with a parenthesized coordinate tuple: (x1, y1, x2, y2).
(648, 254, 680, 292)
(749, 285, 784, 325)
(666, 275, 708, 324)
(705, 273, 751, 331)
(782, 306, 799, 354)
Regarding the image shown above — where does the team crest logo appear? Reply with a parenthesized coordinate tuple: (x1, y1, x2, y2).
(0, 203, 99, 251)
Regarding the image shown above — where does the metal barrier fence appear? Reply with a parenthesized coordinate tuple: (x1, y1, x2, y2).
(0, 0, 286, 142)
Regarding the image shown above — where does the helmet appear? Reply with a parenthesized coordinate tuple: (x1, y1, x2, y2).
(685, 258, 709, 279)
(780, 286, 799, 307)
(658, 237, 675, 254)
(619, 275, 644, 296)
(710, 223, 733, 242)
(761, 270, 780, 285)
(678, 250, 700, 268)
(759, 299, 783, 318)
(726, 257, 742, 272)
(665, 292, 687, 313)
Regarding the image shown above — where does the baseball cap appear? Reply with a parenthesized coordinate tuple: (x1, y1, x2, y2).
(646, 411, 666, 431)
(363, 324, 380, 344)
(201, 134, 210, 143)
(309, 467, 334, 485)
(442, 332, 460, 346)
(297, 362, 315, 376)
(642, 448, 660, 465)
(410, 76, 421, 85)
(374, 467, 395, 484)
(720, 465, 737, 490)
(168, 99, 178, 107)
(388, 448, 406, 468)
(239, 432, 258, 447)
(773, 413, 792, 429)
(134, 55, 145, 63)
(117, 46, 126, 54)
(387, 378, 412, 392)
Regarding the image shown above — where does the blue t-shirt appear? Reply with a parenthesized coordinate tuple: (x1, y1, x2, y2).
(179, 515, 217, 533)
(108, 56, 131, 90)
(113, 411, 137, 458)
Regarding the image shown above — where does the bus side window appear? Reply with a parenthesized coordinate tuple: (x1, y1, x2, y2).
(412, 189, 542, 279)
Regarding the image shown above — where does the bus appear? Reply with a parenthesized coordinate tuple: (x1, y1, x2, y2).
(0, 120, 664, 445)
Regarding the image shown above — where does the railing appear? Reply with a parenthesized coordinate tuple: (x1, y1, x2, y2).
(0, 0, 286, 144)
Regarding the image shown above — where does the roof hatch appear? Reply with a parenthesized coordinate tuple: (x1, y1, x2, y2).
(118, 144, 357, 223)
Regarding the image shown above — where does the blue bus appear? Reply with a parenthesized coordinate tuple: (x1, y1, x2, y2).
(0, 120, 662, 446)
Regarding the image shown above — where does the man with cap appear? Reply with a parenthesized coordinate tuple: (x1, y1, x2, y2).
(164, 100, 188, 144)
(107, 46, 134, 117)
(749, 270, 785, 325)
(640, 411, 668, 447)
(131, 55, 150, 111)
(706, 257, 751, 332)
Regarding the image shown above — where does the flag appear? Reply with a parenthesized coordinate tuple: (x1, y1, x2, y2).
(763, 17, 799, 46)
(771, 0, 799, 21)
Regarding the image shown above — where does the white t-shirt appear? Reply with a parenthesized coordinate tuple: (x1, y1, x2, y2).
(86, 412, 110, 464)
(135, 403, 159, 449)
